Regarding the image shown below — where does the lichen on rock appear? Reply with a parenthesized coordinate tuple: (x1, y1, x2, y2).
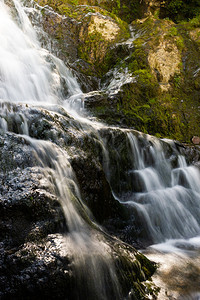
(148, 37, 181, 91)
(88, 14, 120, 41)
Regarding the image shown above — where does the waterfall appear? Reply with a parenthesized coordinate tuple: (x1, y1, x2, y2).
(125, 133, 200, 243)
(1, 0, 200, 298)
(25, 137, 121, 299)
(99, 129, 200, 244)
(0, 1, 122, 299)
(0, 0, 81, 104)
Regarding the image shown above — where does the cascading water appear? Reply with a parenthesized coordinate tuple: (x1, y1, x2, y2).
(0, 0, 81, 104)
(99, 129, 200, 243)
(0, 1, 122, 299)
(1, 0, 200, 298)
(25, 137, 121, 300)
(124, 133, 200, 243)
(98, 129, 200, 298)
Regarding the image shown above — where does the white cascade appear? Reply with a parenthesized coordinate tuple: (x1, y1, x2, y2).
(0, 0, 81, 104)
(123, 132, 200, 243)
(0, 1, 121, 299)
(27, 137, 121, 300)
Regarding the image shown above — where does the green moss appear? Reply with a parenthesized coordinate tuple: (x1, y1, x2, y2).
(113, 17, 200, 141)
(168, 26, 178, 36)
(134, 69, 158, 96)
(176, 36, 185, 50)
(128, 48, 148, 71)
(135, 253, 157, 278)
(91, 0, 143, 23)
(78, 30, 107, 75)
(189, 15, 200, 28)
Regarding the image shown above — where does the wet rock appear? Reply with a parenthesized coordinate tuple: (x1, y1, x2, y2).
(0, 104, 158, 299)
(83, 91, 107, 108)
(71, 154, 125, 223)
(0, 234, 74, 300)
(181, 143, 200, 165)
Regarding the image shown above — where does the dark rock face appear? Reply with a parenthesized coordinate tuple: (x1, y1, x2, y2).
(0, 104, 158, 299)
(71, 155, 124, 223)
(0, 133, 69, 299)
(0, 234, 73, 300)
(180, 143, 200, 167)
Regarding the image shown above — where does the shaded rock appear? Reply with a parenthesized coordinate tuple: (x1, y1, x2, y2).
(0, 234, 74, 300)
(71, 153, 125, 223)
(181, 143, 200, 166)
(83, 91, 107, 108)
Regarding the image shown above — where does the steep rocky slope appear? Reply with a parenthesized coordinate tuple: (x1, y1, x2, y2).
(32, 0, 200, 142)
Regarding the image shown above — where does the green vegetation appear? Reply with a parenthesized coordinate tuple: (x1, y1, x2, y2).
(36, 0, 143, 23)
(168, 26, 178, 36)
(160, 0, 200, 23)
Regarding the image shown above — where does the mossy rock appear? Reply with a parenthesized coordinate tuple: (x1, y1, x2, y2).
(91, 16, 200, 142)
(35, 0, 148, 23)
(33, 0, 200, 141)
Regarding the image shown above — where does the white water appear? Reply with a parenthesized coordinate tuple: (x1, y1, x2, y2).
(26, 137, 121, 299)
(120, 132, 200, 299)
(0, 0, 81, 104)
(99, 129, 200, 298)
(116, 132, 200, 244)
(1, 0, 200, 298)
(0, 1, 121, 299)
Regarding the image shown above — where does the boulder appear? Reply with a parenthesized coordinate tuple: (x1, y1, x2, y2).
(192, 136, 200, 145)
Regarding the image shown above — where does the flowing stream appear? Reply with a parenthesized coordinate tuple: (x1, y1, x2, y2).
(0, 0, 200, 299)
